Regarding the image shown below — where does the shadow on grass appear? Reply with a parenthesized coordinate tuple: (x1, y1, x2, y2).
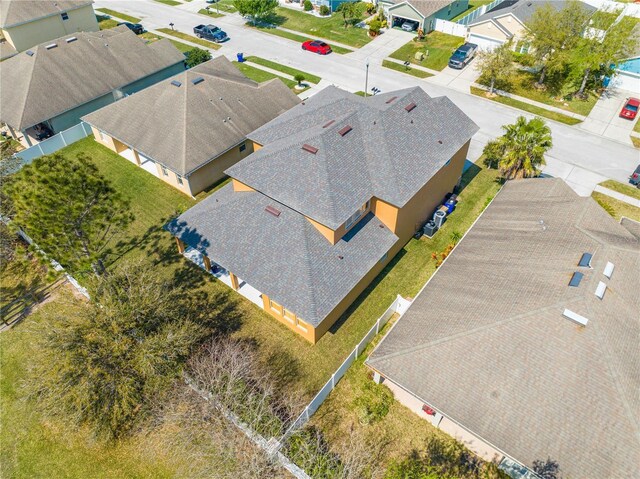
(252, 14, 287, 29)
(457, 162, 481, 195)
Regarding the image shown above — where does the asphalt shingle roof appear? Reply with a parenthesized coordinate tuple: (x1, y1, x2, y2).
(167, 184, 399, 327)
(228, 86, 478, 230)
(0, 26, 185, 130)
(0, 0, 93, 28)
(388, 0, 453, 19)
(83, 57, 300, 176)
(367, 178, 640, 478)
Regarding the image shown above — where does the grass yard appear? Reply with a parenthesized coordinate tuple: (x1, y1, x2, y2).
(633, 118, 640, 134)
(96, 8, 141, 23)
(267, 6, 371, 48)
(154, 0, 182, 5)
(245, 56, 321, 84)
(140, 31, 193, 53)
(470, 86, 582, 125)
(599, 180, 640, 201)
(451, 0, 495, 21)
(382, 59, 433, 78)
(203, 0, 237, 14)
(198, 8, 225, 18)
(251, 25, 353, 54)
(389, 32, 464, 71)
(311, 163, 504, 468)
(234, 62, 300, 90)
(96, 14, 118, 30)
(157, 28, 222, 50)
(592, 192, 640, 222)
(632, 136, 640, 148)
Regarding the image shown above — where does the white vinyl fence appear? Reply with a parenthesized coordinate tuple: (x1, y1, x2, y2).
(456, 0, 505, 25)
(433, 18, 467, 37)
(281, 294, 412, 439)
(14, 122, 92, 165)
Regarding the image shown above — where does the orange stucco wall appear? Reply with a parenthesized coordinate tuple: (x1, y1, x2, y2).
(232, 179, 256, 192)
(261, 294, 316, 343)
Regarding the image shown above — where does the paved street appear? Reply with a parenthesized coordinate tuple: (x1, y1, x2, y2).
(97, 0, 640, 193)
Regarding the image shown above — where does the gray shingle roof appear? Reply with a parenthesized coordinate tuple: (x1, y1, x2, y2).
(83, 57, 300, 176)
(367, 178, 640, 478)
(470, 0, 595, 31)
(228, 86, 478, 230)
(0, 26, 185, 130)
(167, 184, 399, 327)
(0, 0, 93, 28)
(388, 0, 453, 19)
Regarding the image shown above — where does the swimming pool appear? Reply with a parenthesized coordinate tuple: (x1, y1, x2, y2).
(618, 57, 640, 75)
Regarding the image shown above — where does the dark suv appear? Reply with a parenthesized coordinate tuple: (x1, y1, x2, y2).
(118, 22, 144, 35)
(448, 43, 478, 69)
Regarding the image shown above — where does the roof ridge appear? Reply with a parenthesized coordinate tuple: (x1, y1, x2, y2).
(180, 77, 189, 175)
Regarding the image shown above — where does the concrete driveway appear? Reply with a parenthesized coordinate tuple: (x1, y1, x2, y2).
(429, 60, 481, 91)
(579, 87, 639, 145)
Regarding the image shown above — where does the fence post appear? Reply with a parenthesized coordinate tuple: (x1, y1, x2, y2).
(355, 342, 359, 359)
(60, 132, 67, 146)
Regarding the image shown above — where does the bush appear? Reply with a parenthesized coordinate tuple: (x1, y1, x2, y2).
(512, 51, 535, 67)
(294, 73, 306, 85)
(303, 0, 313, 11)
(368, 18, 381, 36)
(185, 47, 212, 68)
(352, 374, 393, 424)
(319, 5, 330, 16)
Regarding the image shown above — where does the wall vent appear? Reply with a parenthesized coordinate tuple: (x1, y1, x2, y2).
(66, 36, 77, 43)
(26, 50, 34, 56)
(171, 80, 182, 87)
(191, 76, 204, 85)
(578, 252, 592, 268)
(45, 43, 57, 50)
(562, 308, 588, 326)
(595, 281, 607, 300)
(265, 206, 281, 217)
(404, 102, 416, 112)
(385, 96, 398, 104)
(302, 144, 318, 154)
(603, 261, 614, 278)
(568, 272, 584, 287)
(322, 120, 335, 128)
(338, 125, 352, 136)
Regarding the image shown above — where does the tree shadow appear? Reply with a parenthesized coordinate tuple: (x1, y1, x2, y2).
(253, 13, 287, 28)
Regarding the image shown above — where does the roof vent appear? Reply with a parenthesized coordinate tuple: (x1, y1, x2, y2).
(191, 76, 205, 85)
(578, 253, 592, 268)
(595, 281, 607, 300)
(322, 120, 335, 128)
(171, 80, 182, 87)
(26, 50, 34, 56)
(66, 36, 77, 43)
(405, 102, 416, 112)
(385, 96, 398, 104)
(568, 272, 583, 287)
(302, 144, 318, 154)
(45, 43, 57, 50)
(437, 140, 443, 144)
(603, 261, 614, 278)
(338, 125, 352, 137)
(563, 308, 588, 327)
(265, 206, 281, 217)
(338, 255, 344, 260)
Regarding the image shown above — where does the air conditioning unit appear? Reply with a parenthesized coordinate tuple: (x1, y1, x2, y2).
(423, 220, 438, 238)
(434, 210, 447, 228)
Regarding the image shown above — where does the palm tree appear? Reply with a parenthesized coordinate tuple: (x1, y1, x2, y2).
(484, 116, 553, 180)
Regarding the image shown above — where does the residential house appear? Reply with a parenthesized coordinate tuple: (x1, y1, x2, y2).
(366, 178, 640, 478)
(0, 26, 185, 147)
(83, 57, 301, 196)
(167, 86, 479, 343)
(379, 0, 469, 32)
(0, 0, 98, 60)
(467, 0, 595, 50)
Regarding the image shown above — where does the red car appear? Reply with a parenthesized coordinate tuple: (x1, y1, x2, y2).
(620, 97, 639, 120)
(302, 40, 332, 55)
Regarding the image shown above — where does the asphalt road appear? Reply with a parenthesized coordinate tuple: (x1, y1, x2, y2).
(97, 0, 640, 191)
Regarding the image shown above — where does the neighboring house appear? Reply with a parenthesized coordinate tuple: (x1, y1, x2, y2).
(0, 0, 98, 60)
(379, 0, 469, 32)
(83, 57, 301, 197)
(467, 0, 595, 50)
(168, 86, 478, 343)
(613, 24, 640, 94)
(0, 26, 185, 146)
(366, 178, 640, 478)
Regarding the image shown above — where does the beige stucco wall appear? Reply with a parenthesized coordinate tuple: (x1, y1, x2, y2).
(187, 142, 252, 196)
(468, 20, 510, 42)
(2, 4, 99, 52)
(495, 14, 526, 41)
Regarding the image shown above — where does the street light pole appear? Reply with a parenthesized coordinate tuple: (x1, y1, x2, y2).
(364, 58, 370, 98)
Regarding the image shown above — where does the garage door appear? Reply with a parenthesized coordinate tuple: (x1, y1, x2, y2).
(467, 33, 502, 51)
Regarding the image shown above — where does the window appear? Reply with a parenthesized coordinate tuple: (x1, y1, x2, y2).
(270, 299, 282, 314)
(283, 308, 295, 324)
(380, 252, 388, 263)
(444, 159, 451, 167)
(61, 12, 69, 20)
(239, 142, 246, 152)
(345, 201, 370, 230)
(98, 130, 106, 141)
(176, 174, 183, 185)
(161, 166, 168, 176)
(296, 317, 308, 333)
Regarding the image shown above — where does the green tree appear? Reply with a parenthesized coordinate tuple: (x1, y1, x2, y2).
(337, 1, 361, 29)
(185, 47, 212, 68)
(234, 0, 279, 24)
(368, 18, 382, 36)
(6, 153, 133, 276)
(26, 261, 218, 440)
(303, 0, 313, 11)
(484, 116, 552, 180)
(294, 73, 305, 86)
(477, 41, 514, 94)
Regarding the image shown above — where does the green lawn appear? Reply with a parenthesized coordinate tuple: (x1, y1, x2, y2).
(245, 56, 321, 84)
(96, 8, 141, 23)
(382, 59, 433, 79)
(251, 25, 352, 54)
(470, 86, 582, 125)
(592, 192, 640, 222)
(311, 163, 504, 470)
(451, 0, 495, 21)
(157, 28, 221, 50)
(632, 136, 640, 149)
(96, 14, 118, 30)
(268, 6, 371, 48)
(354, 91, 366, 96)
(633, 118, 640, 134)
(234, 62, 300, 90)
(154, 0, 181, 5)
(139, 31, 192, 53)
(389, 32, 464, 71)
(198, 8, 224, 19)
(599, 180, 640, 201)
(204, 0, 237, 13)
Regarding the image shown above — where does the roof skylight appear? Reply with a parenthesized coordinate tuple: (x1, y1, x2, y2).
(578, 253, 592, 268)
(569, 272, 584, 287)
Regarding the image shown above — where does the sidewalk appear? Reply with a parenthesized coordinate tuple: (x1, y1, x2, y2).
(593, 185, 640, 208)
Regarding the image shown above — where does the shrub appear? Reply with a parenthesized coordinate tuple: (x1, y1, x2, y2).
(352, 375, 393, 424)
(303, 0, 313, 11)
(368, 18, 381, 36)
(512, 50, 535, 67)
(319, 5, 330, 16)
(294, 73, 305, 85)
(185, 47, 212, 68)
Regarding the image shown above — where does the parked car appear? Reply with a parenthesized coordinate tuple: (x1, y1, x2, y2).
(118, 22, 144, 35)
(302, 40, 332, 55)
(193, 24, 228, 43)
(630, 164, 640, 187)
(205, 0, 220, 3)
(619, 97, 639, 120)
(448, 43, 478, 69)
(401, 21, 417, 32)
